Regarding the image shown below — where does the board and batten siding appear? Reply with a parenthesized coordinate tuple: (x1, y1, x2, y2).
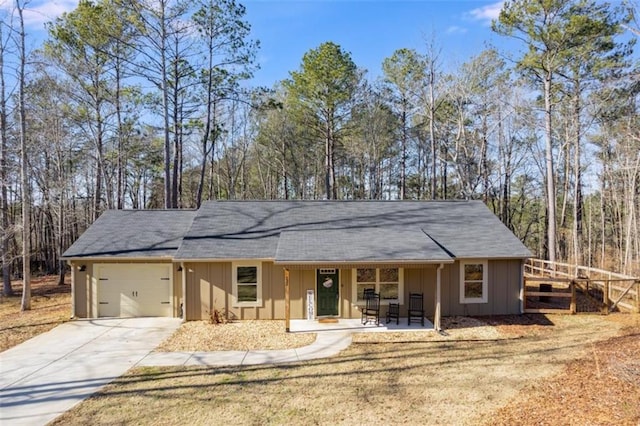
(69, 260, 181, 318)
(183, 259, 524, 321)
(440, 260, 522, 316)
(185, 261, 298, 320)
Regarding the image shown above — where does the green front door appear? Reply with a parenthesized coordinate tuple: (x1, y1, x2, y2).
(317, 269, 339, 316)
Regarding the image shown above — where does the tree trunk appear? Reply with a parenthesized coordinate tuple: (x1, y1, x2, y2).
(0, 22, 12, 296)
(94, 108, 104, 221)
(429, 66, 437, 200)
(115, 50, 124, 210)
(481, 113, 489, 203)
(544, 73, 557, 263)
(171, 34, 181, 209)
(572, 81, 583, 265)
(196, 45, 216, 208)
(58, 195, 65, 286)
(400, 105, 407, 200)
(172, 112, 180, 208)
(161, 1, 172, 209)
(17, 1, 30, 311)
(622, 150, 639, 274)
(325, 115, 333, 200)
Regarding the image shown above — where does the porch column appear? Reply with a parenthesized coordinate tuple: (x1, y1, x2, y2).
(434, 263, 443, 331)
(284, 268, 290, 332)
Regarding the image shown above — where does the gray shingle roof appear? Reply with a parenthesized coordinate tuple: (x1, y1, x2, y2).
(62, 210, 196, 259)
(174, 200, 532, 261)
(275, 228, 453, 263)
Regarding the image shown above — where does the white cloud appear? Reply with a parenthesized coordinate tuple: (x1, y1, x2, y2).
(0, 0, 78, 28)
(467, 1, 504, 25)
(446, 25, 468, 35)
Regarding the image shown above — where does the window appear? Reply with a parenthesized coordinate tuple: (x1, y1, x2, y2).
(353, 268, 403, 304)
(232, 262, 262, 307)
(459, 260, 488, 303)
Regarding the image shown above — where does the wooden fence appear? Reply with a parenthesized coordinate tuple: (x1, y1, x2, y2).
(524, 259, 640, 314)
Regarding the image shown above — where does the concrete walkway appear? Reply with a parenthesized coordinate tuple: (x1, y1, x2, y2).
(139, 318, 433, 367)
(140, 330, 353, 367)
(0, 318, 182, 426)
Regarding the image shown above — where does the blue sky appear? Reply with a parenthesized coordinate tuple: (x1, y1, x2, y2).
(244, 0, 506, 87)
(4, 0, 507, 88)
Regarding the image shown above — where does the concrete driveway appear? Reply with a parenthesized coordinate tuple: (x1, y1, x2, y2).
(0, 317, 181, 426)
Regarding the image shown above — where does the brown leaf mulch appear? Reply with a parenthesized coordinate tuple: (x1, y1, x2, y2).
(489, 314, 640, 426)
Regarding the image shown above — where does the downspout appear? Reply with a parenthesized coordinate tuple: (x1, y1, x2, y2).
(435, 263, 444, 332)
(181, 262, 186, 321)
(68, 261, 75, 319)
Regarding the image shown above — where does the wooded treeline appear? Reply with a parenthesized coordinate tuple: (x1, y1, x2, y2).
(1, 0, 639, 300)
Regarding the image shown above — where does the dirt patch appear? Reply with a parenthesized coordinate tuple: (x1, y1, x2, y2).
(52, 314, 633, 426)
(0, 276, 71, 352)
(156, 320, 316, 351)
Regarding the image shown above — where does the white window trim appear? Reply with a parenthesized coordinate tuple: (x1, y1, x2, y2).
(352, 268, 404, 305)
(232, 261, 262, 308)
(459, 259, 488, 304)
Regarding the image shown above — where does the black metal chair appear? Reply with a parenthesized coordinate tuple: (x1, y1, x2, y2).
(386, 303, 399, 325)
(407, 292, 424, 326)
(361, 292, 380, 325)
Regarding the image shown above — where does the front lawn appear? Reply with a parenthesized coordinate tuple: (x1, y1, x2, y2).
(51, 314, 639, 425)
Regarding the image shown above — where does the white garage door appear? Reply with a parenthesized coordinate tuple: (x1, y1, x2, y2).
(97, 264, 172, 317)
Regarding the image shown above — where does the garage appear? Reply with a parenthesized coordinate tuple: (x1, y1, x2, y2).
(96, 264, 172, 317)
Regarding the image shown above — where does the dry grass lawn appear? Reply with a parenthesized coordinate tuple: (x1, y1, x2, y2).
(52, 314, 639, 426)
(0, 275, 71, 352)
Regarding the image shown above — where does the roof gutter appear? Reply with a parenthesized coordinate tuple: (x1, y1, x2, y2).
(61, 256, 176, 262)
(273, 259, 455, 265)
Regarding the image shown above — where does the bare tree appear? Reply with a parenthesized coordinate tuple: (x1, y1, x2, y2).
(0, 10, 13, 296)
(16, 0, 30, 310)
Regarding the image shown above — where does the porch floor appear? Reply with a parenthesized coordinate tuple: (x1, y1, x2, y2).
(290, 318, 434, 333)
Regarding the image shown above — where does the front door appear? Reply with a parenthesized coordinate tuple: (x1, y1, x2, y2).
(316, 269, 339, 316)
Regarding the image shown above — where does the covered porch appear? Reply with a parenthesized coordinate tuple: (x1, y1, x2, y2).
(281, 262, 448, 333)
(275, 227, 455, 332)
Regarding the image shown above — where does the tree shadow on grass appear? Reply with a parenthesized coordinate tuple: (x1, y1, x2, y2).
(476, 313, 556, 327)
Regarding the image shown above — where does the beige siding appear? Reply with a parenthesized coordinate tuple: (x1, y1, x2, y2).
(184, 262, 227, 320)
(185, 262, 316, 320)
(442, 259, 522, 316)
(403, 267, 437, 316)
(342, 266, 439, 320)
(170, 259, 523, 321)
(340, 269, 354, 318)
(70, 259, 177, 318)
(71, 263, 88, 318)
(172, 264, 182, 317)
(441, 262, 458, 316)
